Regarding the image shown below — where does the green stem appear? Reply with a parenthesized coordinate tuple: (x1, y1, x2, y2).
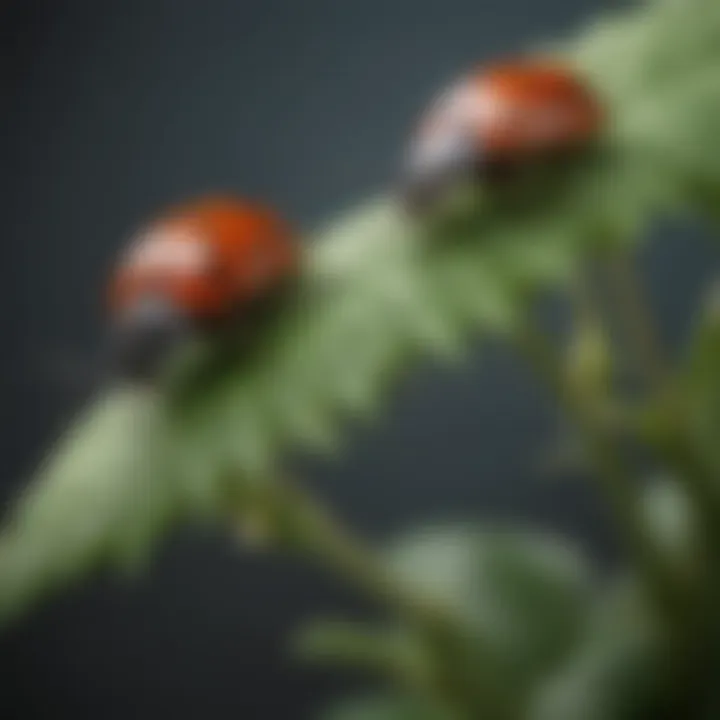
(603, 251, 720, 557)
(259, 480, 447, 627)
(605, 250, 667, 390)
(240, 478, 516, 720)
(643, 393, 720, 550)
(517, 324, 685, 619)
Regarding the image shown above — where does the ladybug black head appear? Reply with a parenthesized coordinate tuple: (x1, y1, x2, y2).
(110, 295, 192, 384)
(400, 130, 481, 214)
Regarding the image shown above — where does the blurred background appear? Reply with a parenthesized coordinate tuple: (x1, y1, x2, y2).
(1, 0, 718, 717)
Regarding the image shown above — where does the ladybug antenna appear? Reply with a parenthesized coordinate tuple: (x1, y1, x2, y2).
(109, 295, 192, 384)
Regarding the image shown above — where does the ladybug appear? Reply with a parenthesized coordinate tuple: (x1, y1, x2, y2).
(402, 59, 604, 209)
(108, 197, 298, 380)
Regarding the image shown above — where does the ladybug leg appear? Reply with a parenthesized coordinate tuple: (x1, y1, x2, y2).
(109, 295, 193, 383)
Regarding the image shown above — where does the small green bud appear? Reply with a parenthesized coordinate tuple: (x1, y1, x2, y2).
(566, 321, 612, 396)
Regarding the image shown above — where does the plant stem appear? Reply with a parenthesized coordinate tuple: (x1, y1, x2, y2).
(603, 251, 720, 554)
(516, 323, 686, 619)
(238, 478, 517, 720)
(605, 250, 667, 390)
(643, 394, 720, 551)
(267, 479, 449, 627)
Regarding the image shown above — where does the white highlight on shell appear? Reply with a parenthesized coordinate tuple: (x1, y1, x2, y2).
(430, 80, 509, 131)
(124, 226, 211, 276)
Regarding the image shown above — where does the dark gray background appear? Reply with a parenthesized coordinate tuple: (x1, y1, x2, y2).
(1, 1, 717, 718)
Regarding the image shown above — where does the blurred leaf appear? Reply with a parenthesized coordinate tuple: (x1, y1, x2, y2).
(0, 389, 176, 624)
(385, 524, 593, 686)
(319, 694, 456, 720)
(530, 579, 665, 720)
(641, 476, 698, 566)
(294, 619, 433, 689)
(571, 0, 720, 226)
(299, 525, 594, 718)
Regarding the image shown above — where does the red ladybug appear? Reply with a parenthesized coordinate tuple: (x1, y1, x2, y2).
(109, 197, 298, 380)
(402, 59, 604, 208)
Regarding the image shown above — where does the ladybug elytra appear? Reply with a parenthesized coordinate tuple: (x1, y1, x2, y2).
(402, 59, 604, 209)
(109, 197, 298, 380)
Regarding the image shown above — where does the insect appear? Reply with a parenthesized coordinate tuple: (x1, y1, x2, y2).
(108, 197, 298, 380)
(402, 59, 604, 209)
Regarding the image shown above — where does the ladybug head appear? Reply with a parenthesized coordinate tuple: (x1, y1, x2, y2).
(107, 208, 213, 383)
(401, 127, 480, 213)
(400, 75, 490, 214)
(109, 293, 192, 383)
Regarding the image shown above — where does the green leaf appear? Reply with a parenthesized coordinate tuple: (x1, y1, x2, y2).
(298, 525, 593, 718)
(0, 389, 175, 623)
(294, 619, 433, 689)
(641, 476, 699, 566)
(529, 579, 665, 720)
(572, 0, 720, 225)
(385, 524, 593, 685)
(167, 195, 585, 494)
(319, 694, 455, 720)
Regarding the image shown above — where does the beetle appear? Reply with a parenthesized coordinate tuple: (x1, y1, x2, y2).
(402, 59, 604, 209)
(108, 197, 298, 380)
